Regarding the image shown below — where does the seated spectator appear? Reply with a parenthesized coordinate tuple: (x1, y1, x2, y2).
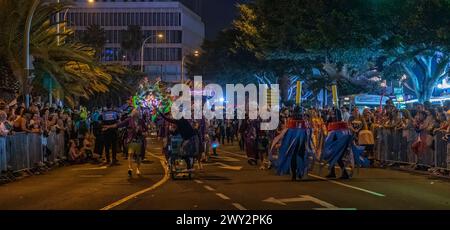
(69, 139, 85, 163)
(80, 133, 95, 160)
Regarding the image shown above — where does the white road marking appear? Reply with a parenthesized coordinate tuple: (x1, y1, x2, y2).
(100, 152, 170, 210)
(263, 195, 356, 210)
(204, 185, 216, 191)
(203, 162, 243, 171)
(302, 195, 337, 209)
(217, 149, 247, 159)
(194, 180, 204, 184)
(232, 203, 248, 210)
(216, 193, 231, 200)
(263, 197, 310, 206)
(308, 174, 386, 197)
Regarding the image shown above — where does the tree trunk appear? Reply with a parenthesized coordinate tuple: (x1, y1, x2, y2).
(278, 73, 290, 103)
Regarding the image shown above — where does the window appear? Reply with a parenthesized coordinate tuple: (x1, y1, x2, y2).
(152, 12, 156, 26)
(143, 13, 148, 26)
(174, 13, 180, 26)
(166, 13, 170, 27)
(157, 12, 161, 26)
(109, 13, 114, 27)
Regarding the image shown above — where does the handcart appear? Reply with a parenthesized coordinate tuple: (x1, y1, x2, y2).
(168, 135, 194, 180)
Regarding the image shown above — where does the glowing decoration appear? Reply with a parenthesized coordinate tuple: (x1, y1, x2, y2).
(296, 81, 302, 105)
(131, 77, 174, 122)
(332, 83, 339, 107)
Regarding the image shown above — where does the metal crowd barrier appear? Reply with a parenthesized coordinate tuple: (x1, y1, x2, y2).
(0, 137, 6, 173)
(374, 128, 449, 170)
(0, 132, 67, 174)
(46, 132, 66, 162)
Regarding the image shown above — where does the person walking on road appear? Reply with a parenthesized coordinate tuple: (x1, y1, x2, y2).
(226, 121, 234, 145)
(104, 109, 147, 177)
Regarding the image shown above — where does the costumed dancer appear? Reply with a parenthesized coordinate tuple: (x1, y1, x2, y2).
(321, 108, 352, 179)
(310, 109, 327, 161)
(274, 108, 314, 181)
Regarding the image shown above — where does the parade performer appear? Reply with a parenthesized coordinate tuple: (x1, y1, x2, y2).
(310, 109, 327, 160)
(104, 109, 147, 177)
(156, 109, 197, 171)
(275, 112, 314, 181)
(321, 108, 369, 179)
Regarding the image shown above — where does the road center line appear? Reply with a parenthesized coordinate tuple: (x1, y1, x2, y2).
(308, 174, 386, 197)
(194, 180, 204, 184)
(216, 193, 231, 200)
(232, 203, 248, 210)
(204, 185, 215, 191)
(100, 152, 170, 210)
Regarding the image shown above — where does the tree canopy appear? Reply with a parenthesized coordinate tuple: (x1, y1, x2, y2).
(188, 0, 450, 103)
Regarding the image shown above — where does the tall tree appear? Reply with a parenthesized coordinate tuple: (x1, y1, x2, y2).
(120, 25, 143, 68)
(0, 0, 125, 106)
(380, 0, 450, 103)
(80, 24, 106, 61)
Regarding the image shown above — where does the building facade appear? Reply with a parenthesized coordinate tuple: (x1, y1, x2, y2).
(68, 0, 205, 82)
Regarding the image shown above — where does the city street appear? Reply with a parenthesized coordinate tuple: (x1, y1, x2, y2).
(1, 137, 449, 210)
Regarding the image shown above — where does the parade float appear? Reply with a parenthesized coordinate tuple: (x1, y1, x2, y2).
(130, 77, 174, 122)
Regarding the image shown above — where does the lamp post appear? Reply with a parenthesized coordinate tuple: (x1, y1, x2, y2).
(140, 33, 164, 73)
(24, 0, 40, 109)
(56, 0, 69, 46)
(53, 0, 70, 105)
(181, 50, 199, 84)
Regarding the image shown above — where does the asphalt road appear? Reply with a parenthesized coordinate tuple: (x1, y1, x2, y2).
(0, 138, 449, 210)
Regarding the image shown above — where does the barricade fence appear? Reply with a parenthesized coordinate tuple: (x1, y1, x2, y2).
(374, 128, 450, 170)
(0, 132, 66, 174)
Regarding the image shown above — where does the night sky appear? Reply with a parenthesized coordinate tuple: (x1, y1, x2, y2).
(202, 0, 248, 40)
(182, 0, 250, 40)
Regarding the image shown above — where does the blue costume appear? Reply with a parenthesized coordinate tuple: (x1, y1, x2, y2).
(276, 124, 314, 180)
(321, 122, 370, 179)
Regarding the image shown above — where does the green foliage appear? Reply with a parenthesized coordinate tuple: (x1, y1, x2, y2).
(0, 0, 127, 106)
(80, 24, 106, 60)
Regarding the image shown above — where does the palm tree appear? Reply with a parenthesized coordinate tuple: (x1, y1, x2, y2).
(0, 0, 125, 106)
(120, 25, 143, 68)
(80, 24, 106, 61)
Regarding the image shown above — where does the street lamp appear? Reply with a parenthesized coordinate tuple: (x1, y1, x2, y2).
(181, 50, 200, 84)
(140, 33, 164, 72)
(24, 0, 41, 109)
